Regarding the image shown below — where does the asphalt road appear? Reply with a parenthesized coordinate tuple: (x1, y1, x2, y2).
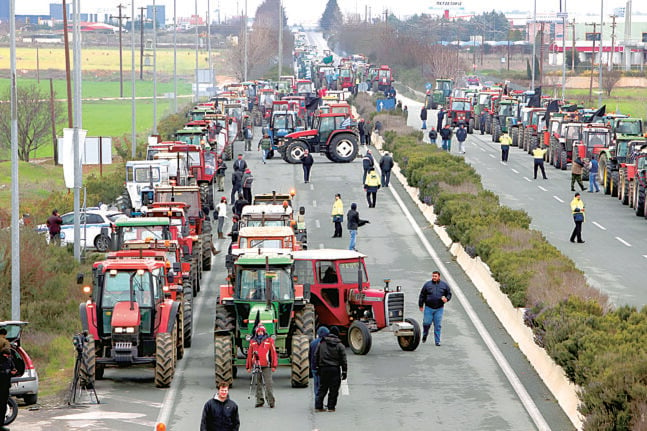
(12, 128, 573, 430)
(398, 93, 647, 309)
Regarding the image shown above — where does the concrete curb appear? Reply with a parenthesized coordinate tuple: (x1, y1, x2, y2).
(374, 135, 583, 430)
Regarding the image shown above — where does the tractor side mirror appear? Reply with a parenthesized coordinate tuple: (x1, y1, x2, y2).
(76, 273, 84, 284)
(173, 262, 181, 273)
(167, 271, 175, 284)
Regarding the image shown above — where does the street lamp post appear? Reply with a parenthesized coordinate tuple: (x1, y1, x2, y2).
(560, 0, 567, 101)
(598, 0, 603, 107)
(152, 0, 158, 134)
(531, 0, 536, 90)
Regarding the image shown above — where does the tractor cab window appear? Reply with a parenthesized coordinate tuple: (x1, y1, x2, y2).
(274, 115, 287, 129)
(616, 121, 641, 135)
(498, 104, 512, 116)
(293, 260, 315, 286)
(586, 133, 607, 148)
(565, 126, 581, 140)
(244, 238, 283, 248)
(237, 268, 293, 300)
(131, 167, 161, 183)
(319, 117, 335, 133)
(339, 260, 368, 284)
(102, 270, 152, 308)
(317, 261, 338, 284)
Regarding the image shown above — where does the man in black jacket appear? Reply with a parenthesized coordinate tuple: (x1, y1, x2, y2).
(418, 271, 452, 346)
(346, 203, 368, 251)
(314, 327, 347, 412)
(379, 152, 394, 187)
(0, 341, 16, 431)
(300, 149, 314, 183)
(362, 150, 374, 184)
(231, 170, 244, 203)
(439, 124, 453, 152)
(200, 382, 240, 431)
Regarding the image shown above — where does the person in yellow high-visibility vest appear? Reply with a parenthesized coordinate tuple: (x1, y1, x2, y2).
(532, 145, 548, 179)
(499, 132, 512, 162)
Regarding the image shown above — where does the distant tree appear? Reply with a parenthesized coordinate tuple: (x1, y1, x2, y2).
(0, 83, 63, 162)
(602, 69, 622, 97)
(320, 0, 343, 34)
(469, 11, 510, 41)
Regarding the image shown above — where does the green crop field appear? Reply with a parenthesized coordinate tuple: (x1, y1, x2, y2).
(564, 87, 647, 120)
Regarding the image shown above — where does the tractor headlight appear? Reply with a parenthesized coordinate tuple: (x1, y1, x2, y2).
(114, 327, 136, 334)
(114, 327, 124, 333)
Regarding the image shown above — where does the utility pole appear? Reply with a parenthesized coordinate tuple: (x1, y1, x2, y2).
(207, 0, 212, 88)
(278, 0, 283, 80)
(243, 0, 248, 81)
(62, 0, 73, 128)
(152, 0, 157, 134)
(608, 14, 616, 71)
(531, 0, 537, 90)
(559, 0, 567, 101)
(571, 19, 576, 71)
(173, 0, 177, 112)
(139, 7, 145, 80)
(194, 0, 199, 103)
(10, 0, 21, 320)
(539, 21, 545, 87)
(586, 22, 598, 102)
(109, 4, 128, 97)
(598, 0, 604, 107)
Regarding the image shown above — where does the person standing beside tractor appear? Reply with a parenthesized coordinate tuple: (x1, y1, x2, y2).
(420, 106, 428, 130)
(570, 192, 586, 244)
(200, 382, 240, 431)
(532, 145, 548, 180)
(314, 326, 347, 413)
(479, 111, 486, 135)
(347, 203, 369, 251)
(46, 209, 63, 245)
(499, 132, 512, 163)
(243, 124, 254, 152)
(258, 133, 272, 164)
(241, 169, 254, 203)
(331, 194, 344, 238)
(358, 119, 366, 145)
(362, 150, 374, 184)
(215, 158, 227, 192)
(437, 107, 446, 130)
(588, 155, 600, 193)
(571, 157, 585, 191)
(246, 325, 278, 408)
(309, 326, 330, 404)
(215, 197, 228, 240)
(439, 124, 453, 152)
(300, 149, 314, 184)
(428, 127, 438, 146)
(364, 120, 372, 146)
(418, 271, 452, 346)
(456, 123, 468, 154)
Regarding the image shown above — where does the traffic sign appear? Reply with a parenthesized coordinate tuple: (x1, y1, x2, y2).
(557, 12, 568, 19)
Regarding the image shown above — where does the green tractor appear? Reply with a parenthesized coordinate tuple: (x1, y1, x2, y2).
(431, 78, 453, 109)
(213, 252, 314, 388)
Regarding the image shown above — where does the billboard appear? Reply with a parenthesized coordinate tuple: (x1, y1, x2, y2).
(585, 32, 601, 41)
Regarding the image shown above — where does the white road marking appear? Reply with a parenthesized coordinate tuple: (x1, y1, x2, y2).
(480, 146, 486, 152)
(523, 177, 532, 182)
(511, 168, 519, 174)
(319, 243, 325, 249)
(489, 153, 496, 159)
(386, 183, 551, 431)
(538, 186, 547, 192)
(553, 196, 564, 203)
(592, 221, 606, 231)
(315, 219, 321, 229)
(643, 255, 647, 259)
(615, 237, 632, 247)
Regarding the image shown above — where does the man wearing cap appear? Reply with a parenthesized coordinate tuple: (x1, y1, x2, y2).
(246, 324, 278, 408)
(46, 209, 63, 246)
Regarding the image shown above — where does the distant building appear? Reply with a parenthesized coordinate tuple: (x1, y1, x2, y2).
(147, 5, 165, 29)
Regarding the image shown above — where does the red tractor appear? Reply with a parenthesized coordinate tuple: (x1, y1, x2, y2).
(370, 65, 394, 92)
(292, 249, 421, 355)
(77, 257, 183, 388)
(278, 113, 359, 164)
(446, 97, 475, 133)
(618, 143, 647, 216)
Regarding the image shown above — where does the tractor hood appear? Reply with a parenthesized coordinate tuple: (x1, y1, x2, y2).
(247, 305, 277, 335)
(285, 129, 317, 140)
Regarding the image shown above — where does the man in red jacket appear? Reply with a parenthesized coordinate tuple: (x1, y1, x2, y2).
(246, 324, 278, 408)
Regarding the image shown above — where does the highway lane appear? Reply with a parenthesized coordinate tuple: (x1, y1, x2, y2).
(399, 94, 647, 308)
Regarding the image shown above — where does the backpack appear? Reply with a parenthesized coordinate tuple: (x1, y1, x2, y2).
(243, 174, 254, 188)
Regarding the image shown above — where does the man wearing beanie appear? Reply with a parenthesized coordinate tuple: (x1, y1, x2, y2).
(314, 326, 347, 412)
(309, 326, 330, 403)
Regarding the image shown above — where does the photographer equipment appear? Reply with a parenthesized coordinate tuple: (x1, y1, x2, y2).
(247, 351, 265, 402)
(68, 332, 100, 405)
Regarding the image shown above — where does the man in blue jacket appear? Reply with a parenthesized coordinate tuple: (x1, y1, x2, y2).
(418, 271, 452, 346)
(456, 123, 468, 154)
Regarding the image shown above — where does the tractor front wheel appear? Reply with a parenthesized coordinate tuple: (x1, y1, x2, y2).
(397, 318, 421, 352)
(214, 335, 234, 387)
(154, 331, 175, 388)
(183, 280, 194, 348)
(290, 335, 310, 388)
(285, 141, 307, 164)
(348, 321, 372, 355)
(79, 334, 96, 389)
(293, 304, 315, 340)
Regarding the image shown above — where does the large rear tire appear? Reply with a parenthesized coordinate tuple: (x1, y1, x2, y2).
(285, 141, 308, 164)
(290, 335, 310, 388)
(293, 304, 315, 341)
(610, 170, 619, 197)
(328, 134, 358, 163)
(468, 118, 474, 134)
(79, 334, 96, 389)
(397, 318, 421, 352)
(4, 396, 17, 426)
(348, 321, 372, 355)
(559, 150, 568, 170)
(214, 335, 234, 386)
(215, 304, 236, 332)
(183, 280, 193, 348)
(636, 183, 646, 216)
(154, 331, 176, 388)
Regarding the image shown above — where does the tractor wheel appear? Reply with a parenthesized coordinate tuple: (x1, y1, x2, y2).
(560, 150, 568, 170)
(397, 318, 421, 352)
(611, 170, 619, 197)
(285, 141, 308, 164)
(202, 241, 212, 271)
(491, 120, 498, 142)
(636, 183, 646, 216)
(200, 183, 213, 211)
(183, 280, 193, 348)
(215, 304, 236, 332)
(468, 118, 474, 134)
(328, 134, 358, 163)
(4, 396, 17, 426)
(176, 316, 185, 361)
(267, 149, 274, 159)
(626, 180, 634, 207)
(214, 335, 234, 387)
(96, 364, 105, 380)
(79, 334, 96, 389)
(154, 331, 175, 388)
(324, 151, 335, 162)
(223, 144, 233, 161)
(94, 234, 111, 252)
(293, 304, 315, 341)
(290, 335, 310, 388)
(348, 321, 372, 355)
(115, 188, 132, 216)
(511, 128, 518, 147)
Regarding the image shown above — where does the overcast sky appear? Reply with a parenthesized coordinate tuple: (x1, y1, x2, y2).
(16, 0, 644, 26)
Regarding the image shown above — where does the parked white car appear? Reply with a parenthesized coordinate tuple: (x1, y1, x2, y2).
(37, 208, 126, 252)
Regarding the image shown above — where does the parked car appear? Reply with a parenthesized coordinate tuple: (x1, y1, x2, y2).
(1, 321, 39, 405)
(37, 208, 126, 252)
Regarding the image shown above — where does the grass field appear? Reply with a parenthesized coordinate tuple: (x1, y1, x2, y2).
(564, 87, 647, 120)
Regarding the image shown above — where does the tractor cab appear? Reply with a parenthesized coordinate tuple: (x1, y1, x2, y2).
(118, 160, 172, 215)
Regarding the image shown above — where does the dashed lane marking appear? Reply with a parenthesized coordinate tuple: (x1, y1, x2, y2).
(523, 177, 532, 182)
(615, 237, 632, 247)
(553, 196, 564, 203)
(315, 219, 320, 229)
(538, 186, 547, 192)
(592, 221, 606, 230)
(511, 168, 519, 174)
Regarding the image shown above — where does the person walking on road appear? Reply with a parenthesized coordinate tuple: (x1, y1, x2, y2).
(258, 133, 272, 164)
(233, 153, 247, 173)
(331, 194, 344, 238)
(358, 119, 366, 145)
(215, 197, 228, 239)
(456, 123, 468, 154)
(499, 132, 512, 162)
(532, 145, 548, 180)
(231, 169, 244, 203)
(246, 324, 278, 408)
(571, 156, 585, 191)
(347, 203, 369, 251)
(200, 382, 240, 431)
(232, 193, 249, 218)
(420, 106, 428, 130)
(570, 192, 586, 243)
(418, 271, 452, 346)
(243, 124, 254, 152)
(46, 209, 63, 245)
(314, 326, 347, 413)
(439, 124, 453, 152)
(241, 168, 254, 203)
(364, 167, 381, 208)
(215, 158, 227, 191)
(379, 151, 394, 187)
(479, 111, 486, 135)
(300, 149, 314, 183)
(362, 150, 374, 184)
(588, 155, 600, 192)
(428, 127, 437, 146)
(437, 107, 446, 130)
(309, 326, 330, 403)
(364, 120, 372, 146)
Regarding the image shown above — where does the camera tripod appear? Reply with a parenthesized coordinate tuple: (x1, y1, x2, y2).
(247, 355, 266, 402)
(68, 335, 100, 406)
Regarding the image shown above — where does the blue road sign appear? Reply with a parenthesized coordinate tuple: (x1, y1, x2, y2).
(376, 98, 396, 112)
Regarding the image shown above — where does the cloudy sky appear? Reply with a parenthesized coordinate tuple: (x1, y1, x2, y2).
(16, 0, 644, 26)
